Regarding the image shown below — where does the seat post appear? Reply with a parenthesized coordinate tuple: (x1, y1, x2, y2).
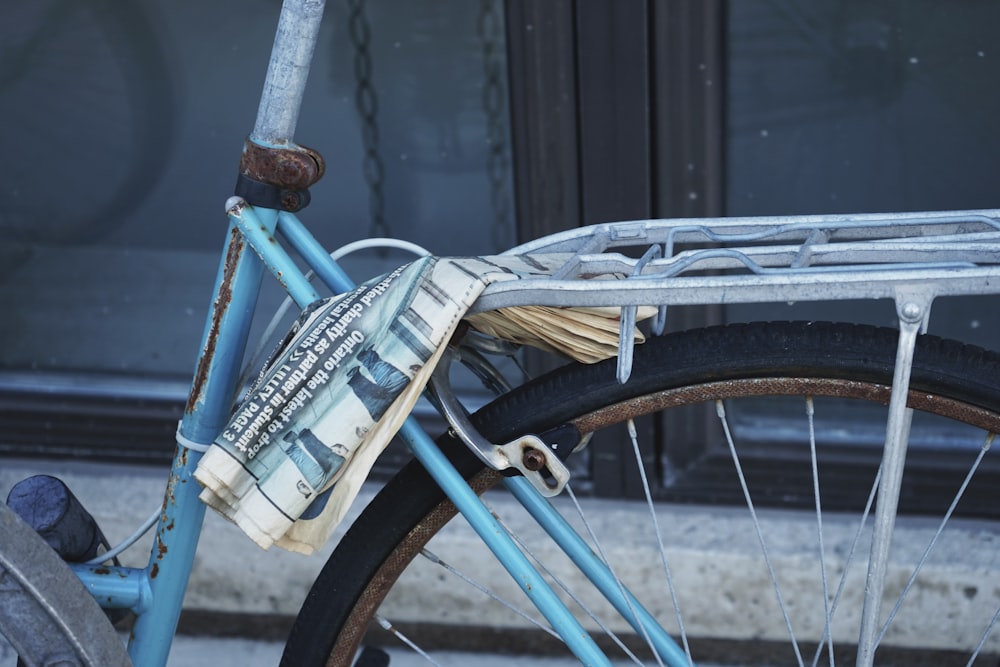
(250, 0, 328, 145)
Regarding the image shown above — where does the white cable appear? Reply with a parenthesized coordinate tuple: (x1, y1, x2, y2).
(329, 237, 431, 261)
(84, 507, 160, 565)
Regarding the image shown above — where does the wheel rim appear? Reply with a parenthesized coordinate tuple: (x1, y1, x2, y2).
(325, 375, 1000, 665)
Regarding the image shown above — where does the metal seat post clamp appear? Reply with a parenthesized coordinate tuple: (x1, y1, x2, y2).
(234, 138, 325, 212)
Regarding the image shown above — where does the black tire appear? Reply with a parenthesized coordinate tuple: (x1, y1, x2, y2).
(281, 322, 1000, 666)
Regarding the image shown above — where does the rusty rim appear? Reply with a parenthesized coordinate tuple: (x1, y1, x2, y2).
(325, 376, 1000, 665)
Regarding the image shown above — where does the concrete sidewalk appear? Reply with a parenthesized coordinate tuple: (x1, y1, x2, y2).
(2, 635, 628, 667)
(160, 639, 737, 666)
(5, 636, 633, 667)
(2, 455, 998, 665)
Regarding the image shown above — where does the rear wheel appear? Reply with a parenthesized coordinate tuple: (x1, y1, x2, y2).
(283, 322, 1000, 666)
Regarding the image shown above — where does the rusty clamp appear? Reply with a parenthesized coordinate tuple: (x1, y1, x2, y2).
(234, 139, 326, 212)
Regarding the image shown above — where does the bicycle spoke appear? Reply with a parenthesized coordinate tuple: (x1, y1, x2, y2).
(489, 511, 645, 666)
(876, 432, 995, 646)
(625, 419, 693, 667)
(418, 547, 559, 640)
(967, 602, 1000, 667)
(375, 615, 443, 667)
(811, 465, 882, 667)
(409, 496, 658, 665)
(805, 398, 836, 667)
(565, 484, 668, 667)
(716, 400, 805, 667)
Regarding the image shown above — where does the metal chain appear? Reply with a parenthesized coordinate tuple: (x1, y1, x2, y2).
(347, 0, 389, 239)
(478, 0, 512, 251)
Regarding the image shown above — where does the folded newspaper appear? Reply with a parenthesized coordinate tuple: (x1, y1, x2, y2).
(194, 255, 653, 553)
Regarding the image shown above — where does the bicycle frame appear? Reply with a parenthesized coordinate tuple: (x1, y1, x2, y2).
(56, 1, 685, 665)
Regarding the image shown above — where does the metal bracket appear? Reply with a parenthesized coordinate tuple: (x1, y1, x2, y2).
(894, 289, 934, 333)
(235, 138, 325, 212)
(428, 348, 571, 497)
(617, 244, 663, 384)
(856, 288, 934, 663)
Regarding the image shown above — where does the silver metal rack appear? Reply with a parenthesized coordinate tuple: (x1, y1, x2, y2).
(477, 209, 1000, 313)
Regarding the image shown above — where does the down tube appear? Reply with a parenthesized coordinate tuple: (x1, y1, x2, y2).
(274, 211, 612, 663)
(400, 419, 612, 666)
(504, 476, 692, 666)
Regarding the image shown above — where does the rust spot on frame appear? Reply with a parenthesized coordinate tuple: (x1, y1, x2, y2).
(150, 563, 159, 579)
(185, 227, 244, 414)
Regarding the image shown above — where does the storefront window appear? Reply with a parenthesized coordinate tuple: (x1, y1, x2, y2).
(0, 0, 514, 458)
(726, 0, 1000, 348)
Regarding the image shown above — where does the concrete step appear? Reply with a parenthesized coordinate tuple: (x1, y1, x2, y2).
(1, 456, 997, 665)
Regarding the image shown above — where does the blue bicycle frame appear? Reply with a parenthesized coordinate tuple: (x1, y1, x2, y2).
(63, 1, 687, 665)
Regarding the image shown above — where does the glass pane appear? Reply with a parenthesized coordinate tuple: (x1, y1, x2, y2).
(725, 1, 1000, 347)
(723, 0, 1000, 463)
(727, 0, 1000, 216)
(0, 0, 515, 384)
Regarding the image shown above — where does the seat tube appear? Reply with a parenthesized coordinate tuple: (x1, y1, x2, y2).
(128, 210, 274, 667)
(128, 0, 326, 662)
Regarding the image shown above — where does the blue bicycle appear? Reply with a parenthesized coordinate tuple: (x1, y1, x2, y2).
(4, 1, 1000, 666)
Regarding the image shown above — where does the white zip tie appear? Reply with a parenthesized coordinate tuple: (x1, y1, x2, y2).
(83, 422, 213, 565)
(175, 421, 213, 453)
